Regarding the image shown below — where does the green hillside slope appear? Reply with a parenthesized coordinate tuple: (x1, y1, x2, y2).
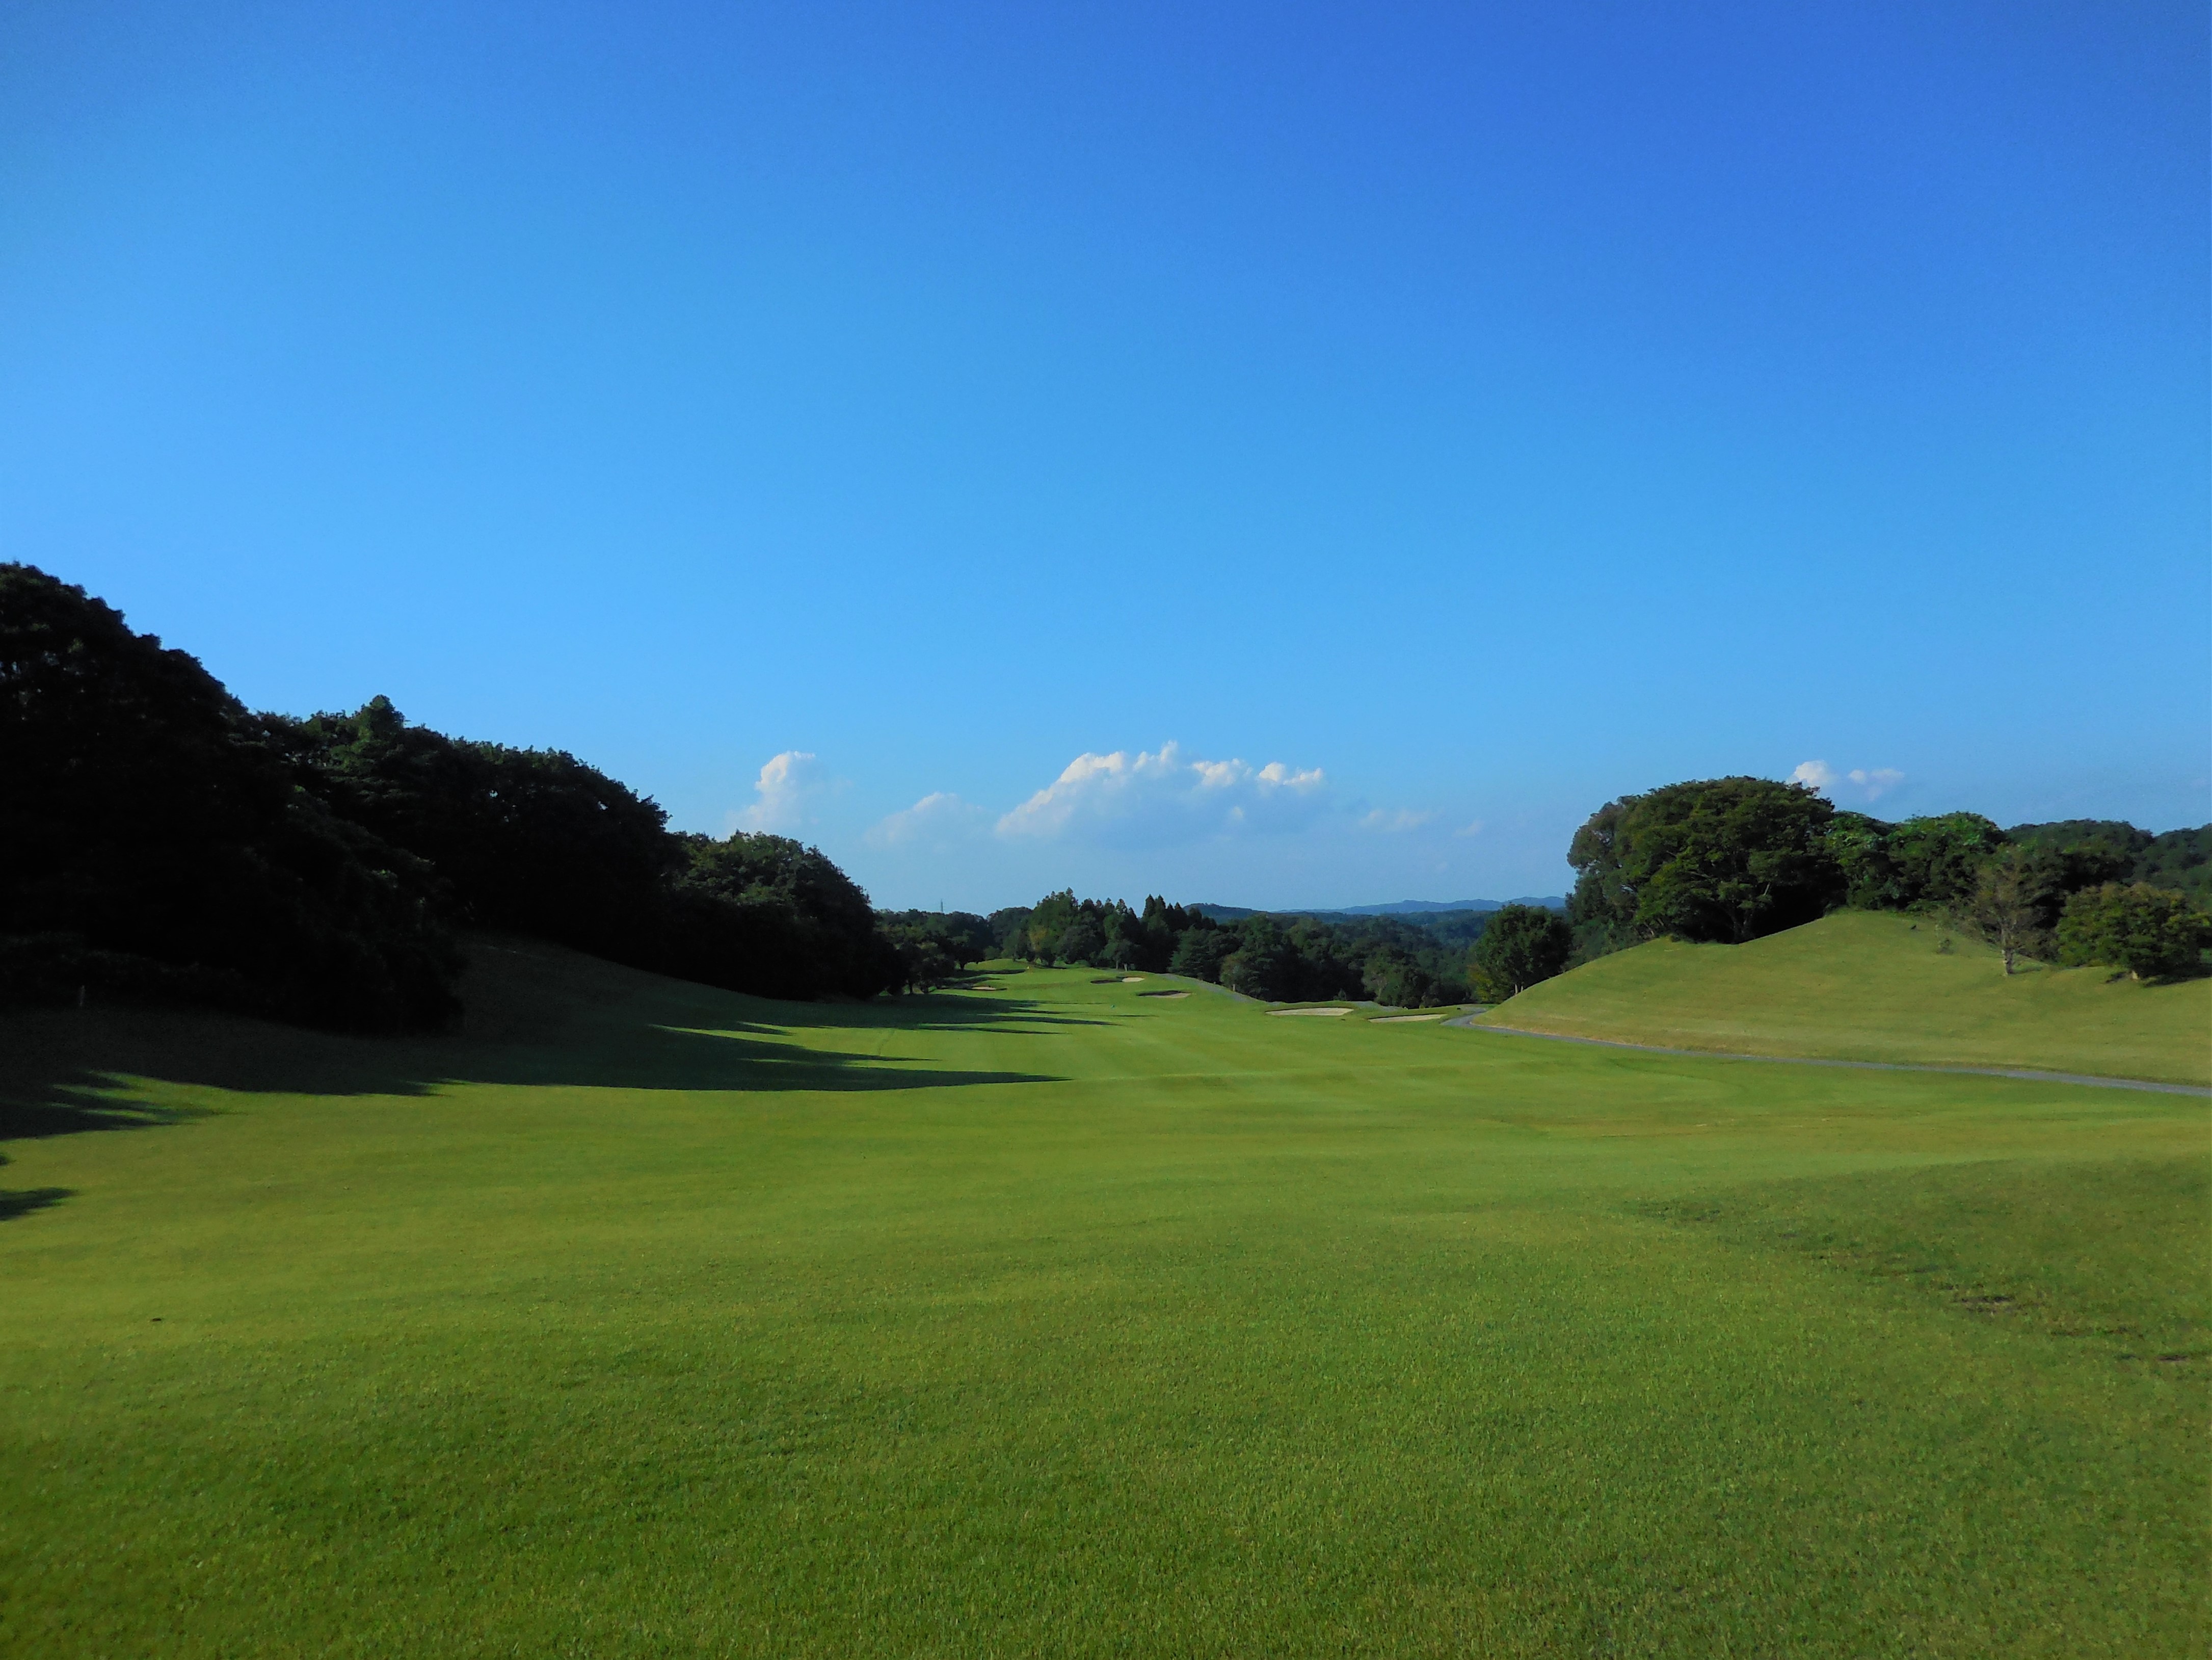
(1479, 910, 2212, 1085)
(1, 940, 2204, 1655)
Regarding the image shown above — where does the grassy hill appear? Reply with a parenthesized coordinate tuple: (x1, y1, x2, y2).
(1, 939, 2204, 1655)
(1478, 910, 2212, 1086)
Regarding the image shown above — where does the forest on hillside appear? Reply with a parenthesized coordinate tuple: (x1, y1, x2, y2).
(0, 564, 910, 1028)
(5, 565, 2204, 1029)
(1565, 777, 2211, 983)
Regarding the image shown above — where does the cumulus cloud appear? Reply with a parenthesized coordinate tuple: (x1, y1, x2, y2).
(1358, 807, 1439, 833)
(1792, 760, 1905, 804)
(996, 742, 1327, 847)
(731, 751, 838, 832)
(866, 791, 991, 849)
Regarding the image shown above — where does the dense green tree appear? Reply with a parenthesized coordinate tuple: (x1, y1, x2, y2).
(1568, 778, 1840, 948)
(663, 832, 901, 999)
(1826, 812, 1905, 910)
(2009, 820, 2209, 910)
(1565, 798, 1640, 960)
(1468, 904, 1574, 1001)
(2055, 884, 2212, 981)
(877, 911, 997, 968)
(1169, 927, 1239, 982)
(0, 564, 458, 1029)
(266, 697, 677, 962)
(1881, 813, 2007, 910)
(2131, 827, 2212, 908)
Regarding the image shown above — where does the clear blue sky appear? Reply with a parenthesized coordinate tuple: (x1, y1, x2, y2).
(3, 2, 2204, 911)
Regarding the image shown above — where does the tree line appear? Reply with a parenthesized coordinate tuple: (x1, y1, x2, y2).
(1563, 776, 2210, 984)
(0, 564, 923, 1029)
(980, 891, 1512, 1007)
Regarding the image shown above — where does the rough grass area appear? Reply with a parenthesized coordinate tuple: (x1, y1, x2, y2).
(1479, 910, 2212, 1085)
(1, 940, 2204, 1656)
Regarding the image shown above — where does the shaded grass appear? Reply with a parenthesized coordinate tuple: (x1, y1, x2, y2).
(0, 940, 2205, 1656)
(1482, 910, 2212, 1085)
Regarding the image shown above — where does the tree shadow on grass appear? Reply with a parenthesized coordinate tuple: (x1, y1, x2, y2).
(0, 1185, 73, 1222)
(0, 938, 1074, 1140)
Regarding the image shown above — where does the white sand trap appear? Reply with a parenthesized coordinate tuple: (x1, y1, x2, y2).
(1137, 991, 1188, 999)
(1270, 1006, 1351, 1017)
(1373, 1013, 1446, 1023)
(1121, 976, 1145, 983)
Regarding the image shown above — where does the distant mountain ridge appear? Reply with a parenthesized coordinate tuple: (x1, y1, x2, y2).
(1194, 897, 1566, 921)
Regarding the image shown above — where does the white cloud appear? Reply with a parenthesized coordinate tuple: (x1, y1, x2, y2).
(1358, 807, 1439, 833)
(1792, 760, 1906, 805)
(996, 741, 1327, 847)
(1453, 819, 1485, 838)
(866, 791, 990, 849)
(731, 751, 837, 833)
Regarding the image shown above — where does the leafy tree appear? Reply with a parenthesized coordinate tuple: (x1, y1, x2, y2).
(1881, 813, 2007, 910)
(267, 697, 677, 962)
(877, 910, 997, 968)
(1056, 919, 1106, 966)
(1565, 798, 1639, 960)
(1468, 903, 1573, 1001)
(1958, 848, 2048, 976)
(0, 564, 458, 1030)
(1169, 927, 1239, 982)
(1567, 777, 1840, 948)
(2131, 827, 2212, 908)
(1826, 812, 1904, 910)
(2055, 884, 2212, 981)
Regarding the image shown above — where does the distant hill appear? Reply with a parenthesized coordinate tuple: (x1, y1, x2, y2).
(1331, 898, 1567, 915)
(1194, 898, 1564, 921)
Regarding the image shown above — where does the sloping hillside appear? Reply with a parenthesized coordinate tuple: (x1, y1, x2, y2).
(1477, 910, 2211, 1086)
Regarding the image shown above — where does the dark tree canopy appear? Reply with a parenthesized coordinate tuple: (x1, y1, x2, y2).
(1469, 904, 1573, 1001)
(1, 564, 908, 1023)
(2056, 884, 2212, 981)
(1568, 777, 1840, 947)
(0, 565, 458, 1030)
(268, 696, 677, 960)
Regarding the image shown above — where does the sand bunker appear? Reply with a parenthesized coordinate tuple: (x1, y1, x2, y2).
(1372, 1013, 1447, 1023)
(1121, 976, 1145, 983)
(1270, 1007, 1351, 1017)
(1137, 991, 1188, 999)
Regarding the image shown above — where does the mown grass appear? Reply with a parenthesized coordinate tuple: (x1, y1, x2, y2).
(0, 941, 2204, 1656)
(1481, 909, 2212, 1085)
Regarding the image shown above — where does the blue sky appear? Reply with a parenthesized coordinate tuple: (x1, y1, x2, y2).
(3, 2, 2205, 911)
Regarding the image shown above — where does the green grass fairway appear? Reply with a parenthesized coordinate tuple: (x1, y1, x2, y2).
(2, 941, 2205, 1656)
(1479, 910, 2212, 1086)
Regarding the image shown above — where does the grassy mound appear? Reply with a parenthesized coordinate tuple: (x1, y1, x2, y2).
(1, 939, 2204, 1655)
(1478, 910, 2212, 1085)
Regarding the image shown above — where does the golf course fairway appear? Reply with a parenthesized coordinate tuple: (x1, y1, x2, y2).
(2, 940, 2204, 1656)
